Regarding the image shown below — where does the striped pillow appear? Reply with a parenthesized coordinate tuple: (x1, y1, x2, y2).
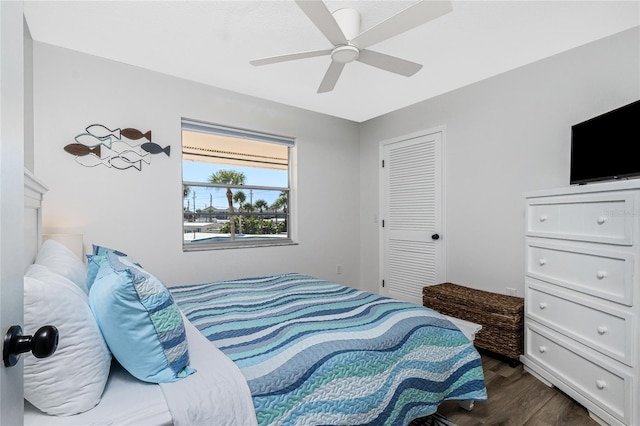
(86, 245, 141, 291)
(89, 252, 194, 383)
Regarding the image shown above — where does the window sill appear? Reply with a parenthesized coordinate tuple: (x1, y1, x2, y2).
(182, 238, 297, 252)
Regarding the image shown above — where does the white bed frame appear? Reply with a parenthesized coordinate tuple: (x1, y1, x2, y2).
(24, 169, 48, 271)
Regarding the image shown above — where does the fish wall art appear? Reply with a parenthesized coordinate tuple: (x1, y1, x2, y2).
(63, 124, 170, 171)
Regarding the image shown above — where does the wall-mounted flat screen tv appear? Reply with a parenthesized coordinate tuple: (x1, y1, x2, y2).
(570, 99, 640, 185)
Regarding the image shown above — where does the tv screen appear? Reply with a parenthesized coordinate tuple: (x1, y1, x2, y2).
(570, 99, 640, 185)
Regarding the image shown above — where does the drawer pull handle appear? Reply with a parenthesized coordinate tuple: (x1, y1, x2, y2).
(539, 215, 547, 223)
(538, 346, 547, 354)
(539, 302, 547, 310)
(539, 258, 547, 266)
(596, 380, 607, 390)
(596, 271, 607, 280)
(597, 216, 607, 225)
(597, 326, 608, 335)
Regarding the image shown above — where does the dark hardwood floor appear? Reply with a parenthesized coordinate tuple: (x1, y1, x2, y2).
(437, 354, 599, 426)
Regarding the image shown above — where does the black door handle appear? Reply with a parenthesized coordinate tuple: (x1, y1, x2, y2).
(431, 234, 440, 240)
(3, 325, 58, 367)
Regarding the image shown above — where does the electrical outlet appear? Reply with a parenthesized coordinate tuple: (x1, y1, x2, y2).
(506, 287, 517, 296)
(336, 264, 342, 275)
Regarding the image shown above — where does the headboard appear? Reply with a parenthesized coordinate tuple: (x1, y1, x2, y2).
(24, 169, 48, 271)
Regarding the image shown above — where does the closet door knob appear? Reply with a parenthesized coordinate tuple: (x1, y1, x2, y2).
(3, 325, 58, 367)
(597, 326, 608, 335)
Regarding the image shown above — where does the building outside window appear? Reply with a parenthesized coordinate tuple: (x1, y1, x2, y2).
(181, 119, 294, 250)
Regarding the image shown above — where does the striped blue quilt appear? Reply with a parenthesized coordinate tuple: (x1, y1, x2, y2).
(171, 273, 487, 426)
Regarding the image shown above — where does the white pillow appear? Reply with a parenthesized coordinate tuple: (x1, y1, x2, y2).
(34, 239, 88, 294)
(24, 266, 111, 416)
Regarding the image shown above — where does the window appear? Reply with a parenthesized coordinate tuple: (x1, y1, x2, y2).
(181, 119, 294, 250)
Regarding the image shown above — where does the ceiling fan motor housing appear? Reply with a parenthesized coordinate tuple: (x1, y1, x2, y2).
(332, 8, 361, 41)
(331, 8, 361, 63)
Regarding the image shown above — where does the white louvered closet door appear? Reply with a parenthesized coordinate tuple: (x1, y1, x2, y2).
(381, 131, 443, 305)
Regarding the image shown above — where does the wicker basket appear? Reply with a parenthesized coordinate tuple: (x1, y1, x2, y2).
(423, 283, 524, 361)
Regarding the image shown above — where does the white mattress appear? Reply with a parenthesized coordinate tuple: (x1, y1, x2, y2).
(24, 361, 172, 426)
(444, 315, 482, 342)
(25, 315, 256, 426)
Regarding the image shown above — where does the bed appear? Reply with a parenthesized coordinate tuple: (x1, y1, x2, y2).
(172, 273, 487, 425)
(22, 172, 487, 425)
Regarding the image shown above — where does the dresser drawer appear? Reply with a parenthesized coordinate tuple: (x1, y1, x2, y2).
(525, 323, 631, 424)
(526, 239, 633, 305)
(526, 280, 633, 365)
(526, 192, 635, 245)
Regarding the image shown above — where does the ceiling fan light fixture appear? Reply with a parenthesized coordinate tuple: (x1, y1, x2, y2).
(331, 45, 359, 63)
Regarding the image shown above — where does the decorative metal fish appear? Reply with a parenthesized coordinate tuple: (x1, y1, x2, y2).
(119, 149, 151, 165)
(74, 154, 110, 168)
(86, 124, 121, 140)
(122, 128, 152, 141)
(67, 124, 157, 171)
(109, 155, 142, 171)
(141, 142, 170, 157)
(64, 143, 101, 157)
(110, 140, 144, 154)
(75, 133, 111, 149)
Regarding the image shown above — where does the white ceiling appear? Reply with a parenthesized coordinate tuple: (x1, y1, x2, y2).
(23, 1, 639, 123)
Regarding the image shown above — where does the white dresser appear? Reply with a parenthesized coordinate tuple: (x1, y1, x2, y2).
(523, 180, 639, 426)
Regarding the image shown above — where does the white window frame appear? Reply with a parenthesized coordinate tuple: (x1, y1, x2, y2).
(181, 118, 295, 251)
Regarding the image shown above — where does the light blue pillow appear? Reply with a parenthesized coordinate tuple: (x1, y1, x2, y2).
(91, 244, 130, 257)
(86, 255, 110, 290)
(86, 245, 141, 290)
(89, 252, 194, 383)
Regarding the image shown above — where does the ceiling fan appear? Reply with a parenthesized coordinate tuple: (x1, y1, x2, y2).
(250, 0, 453, 93)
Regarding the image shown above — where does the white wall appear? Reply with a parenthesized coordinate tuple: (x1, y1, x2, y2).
(32, 42, 361, 287)
(32, 27, 640, 294)
(359, 27, 640, 296)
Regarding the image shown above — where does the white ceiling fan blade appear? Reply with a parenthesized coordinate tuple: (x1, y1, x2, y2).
(351, 0, 452, 49)
(250, 49, 332, 66)
(357, 49, 423, 77)
(317, 61, 345, 93)
(295, 0, 348, 46)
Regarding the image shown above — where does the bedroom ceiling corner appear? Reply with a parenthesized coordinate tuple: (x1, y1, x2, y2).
(23, 0, 640, 123)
